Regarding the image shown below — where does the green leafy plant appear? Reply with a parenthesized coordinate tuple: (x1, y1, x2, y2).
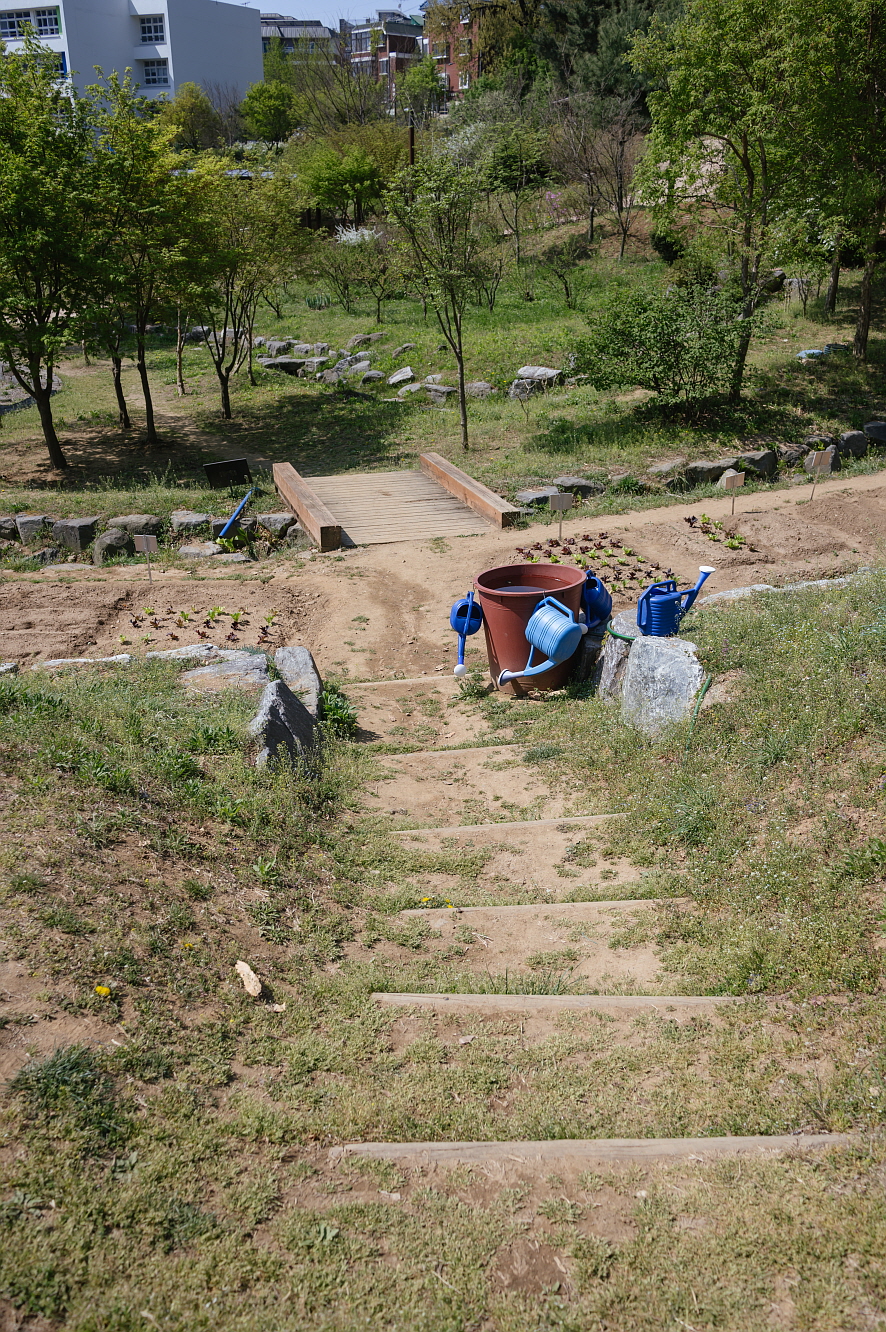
(318, 683, 358, 737)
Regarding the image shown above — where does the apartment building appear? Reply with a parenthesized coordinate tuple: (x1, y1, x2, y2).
(0, 0, 263, 97)
(421, 1, 479, 99)
(344, 8, 423, 108)
(259, 13, 336, 57)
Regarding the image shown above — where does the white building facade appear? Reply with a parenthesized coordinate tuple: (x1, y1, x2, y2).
(0, 0, 263, 98)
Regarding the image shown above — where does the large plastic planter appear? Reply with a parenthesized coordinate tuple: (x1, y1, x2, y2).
(474, 562, 586, 694)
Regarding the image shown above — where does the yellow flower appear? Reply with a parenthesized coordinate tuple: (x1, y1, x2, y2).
(94, 985, 110, 997)
(180, 941, 194, 949)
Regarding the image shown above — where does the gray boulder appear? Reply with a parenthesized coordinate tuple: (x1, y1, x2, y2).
(552, 475, 605, 498)
(30, 547, 62, 565)
(717, 467, 743, 488)
(803, 433, 837, 451)
(516, 365, 561, 385)
(464, 381, 497, 399)
(397, 383, 426, 398)
(863, 421, 886, 445)
(683, 459, 738, 486)
(778, 443, 810, 467)
(252, 336, 266, 348)
(107, 513, 163, 536)
(424, 374, 443, 385)
(297, 358, 328, 376)
(146, 644, 219, 660)
(646, 459, 686, 477)
(267, 339, 293, 356)
(313, 343, 329, 356)
(361, 371, 384, 384)
(217, 552, 254, 563)
(347, 360, 372, 376)
(734, 448, 777, 478)
(170, 509, 210, 534)
(425, 385, 458, 403)
(210, 516, 256, 538)
(289, 343, 314, 356)
(318, 369, 343, 385)
(392, 343, 416, 357)
(52, 517, 99, 552)
(93, 528, 135, 565)
(346, 334, 372, 349)
(182, 650, 269, 690)
(367, 332, 386, 343)
(388, 366, 414, 386)
(15, 514, 49, 543)
(621, 636, 706, 736)
(274, 645, 321, 716)
(249, 679, 316, 766)
(508, 379, 541, 400)
(178, 541, 223, 558)
(36, 653, 131, 670)
(268, 357, 306, 375)
(0, 662, 18, 675)
(514, 486, 561, 507)
(257, 512, 296, 536)
(804, 445, 839, 474)
(345, 352, 373, 367)
(595, 610, 637, 700)
(838, 431, 868, 459)
(0, 517, 19, 541)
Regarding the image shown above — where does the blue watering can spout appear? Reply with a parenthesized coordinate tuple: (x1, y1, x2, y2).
(498, 596, 587, 687)
(636, 566, 715, 637)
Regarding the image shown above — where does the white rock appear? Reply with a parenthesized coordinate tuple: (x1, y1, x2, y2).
(235, 960, 262, 997)
(621, 636, 706, 735)
(388, 366, 414, 386)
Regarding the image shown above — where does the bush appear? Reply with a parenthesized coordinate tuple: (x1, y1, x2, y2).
(572, 284, 745, 405)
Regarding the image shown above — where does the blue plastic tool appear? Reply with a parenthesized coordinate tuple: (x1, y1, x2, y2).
(219, 488, 255, 541)
(636, 566, 715, 637)
(581, 571, 612, 630)
(449, 592, 484, 677)
(497, 595, 587, 686)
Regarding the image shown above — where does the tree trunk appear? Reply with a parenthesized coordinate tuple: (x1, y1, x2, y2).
(854, 204, 886, 359)
(136, 338, 158, 445)
(729, 317, 754, 402)
(219, 370, 232, 419)
(455, 326, 468, 451)
(587, 202, 595, 244)
(824, 242, 840, 315)
(111, 356, 132, 428)
(247, 315, 256, 387)
(33, 371, 67, 469)
(176, 308, 187, 397)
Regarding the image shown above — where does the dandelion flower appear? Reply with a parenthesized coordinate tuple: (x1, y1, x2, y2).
(94, 985, 110, 997)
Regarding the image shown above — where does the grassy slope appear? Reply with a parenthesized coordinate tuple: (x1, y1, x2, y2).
(0, 246, 884, 531)
(1, 576, 885, 1328)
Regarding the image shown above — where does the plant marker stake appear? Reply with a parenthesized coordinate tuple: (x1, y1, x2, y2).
(808, 449, 832, 502)
(549, 491, 572, 541)
(723, 470, 744, 515)
(134, 533, 158, 583)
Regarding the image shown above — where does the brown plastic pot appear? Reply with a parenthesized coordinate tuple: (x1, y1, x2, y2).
(474, 562, 586, 695)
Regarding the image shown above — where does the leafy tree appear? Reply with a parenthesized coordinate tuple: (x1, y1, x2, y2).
(195, 168, 305, 417)
(157, 81, 222, 151)
(0, 36, 104, 468)
(262, 37, 387, 131)
(536, 0, 658, 98)
(632, 0, 796, 399)
(240, 81, 297, 145)
(298, 146, 385, 224)
(485, 126, 548, 262)
(90, 73, 209, 447)
(387, 161, 484, 449)
(399, 56, 445, 128)
(572, 284, 745, 407)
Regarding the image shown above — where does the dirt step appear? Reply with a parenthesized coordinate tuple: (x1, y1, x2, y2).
(398, 898, 672, 990)
(392, 812, 622, 836)
(365, 744, 566, 825)
(373, 992, 732, 1016)
(330, 1134, 852, 1167)
(348, 676, 488, 749)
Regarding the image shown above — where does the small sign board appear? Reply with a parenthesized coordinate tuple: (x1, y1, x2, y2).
(549, 492, 573, 511)
(722, 471, 745, 490)
(203, 458, 253, 489)
(810, 449, 833, 474)
(133, 534, 158, 553)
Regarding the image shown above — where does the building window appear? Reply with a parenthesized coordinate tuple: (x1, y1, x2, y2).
(0, 11, 30, 38)
(34, 6, 58, 34)
(352, 29, 370, 51)
(140, 15, 165, 43)
(458, 36, 471, 58)
(458, 69, 470, 89)
(430, 40, 449, 59)
(378, 56, 388, 73)
(141, 57, 168, 85)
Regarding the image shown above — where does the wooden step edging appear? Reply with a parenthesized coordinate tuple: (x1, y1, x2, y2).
(401, 898, 669, 918)
(372, 992, 739, 1014)
(330, 1133, 853, 1167)
(392, 812, 623, 837)
(273, 462, 341, 552)
(420, 452, 522, 529)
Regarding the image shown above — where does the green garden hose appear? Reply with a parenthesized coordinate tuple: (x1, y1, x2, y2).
(606, 620, 637, 644)
(685, 673, 714, 753)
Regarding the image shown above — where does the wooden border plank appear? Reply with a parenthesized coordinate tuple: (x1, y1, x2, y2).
(420, 452, 522, 528)
(273, 462, 341, 552)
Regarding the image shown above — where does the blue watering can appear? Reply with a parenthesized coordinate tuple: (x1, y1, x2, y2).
(582, 572, 612, 631)
(449, 591, 483, 677)
(498, 596, 587, 687)
(636, 566, 715, 637)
